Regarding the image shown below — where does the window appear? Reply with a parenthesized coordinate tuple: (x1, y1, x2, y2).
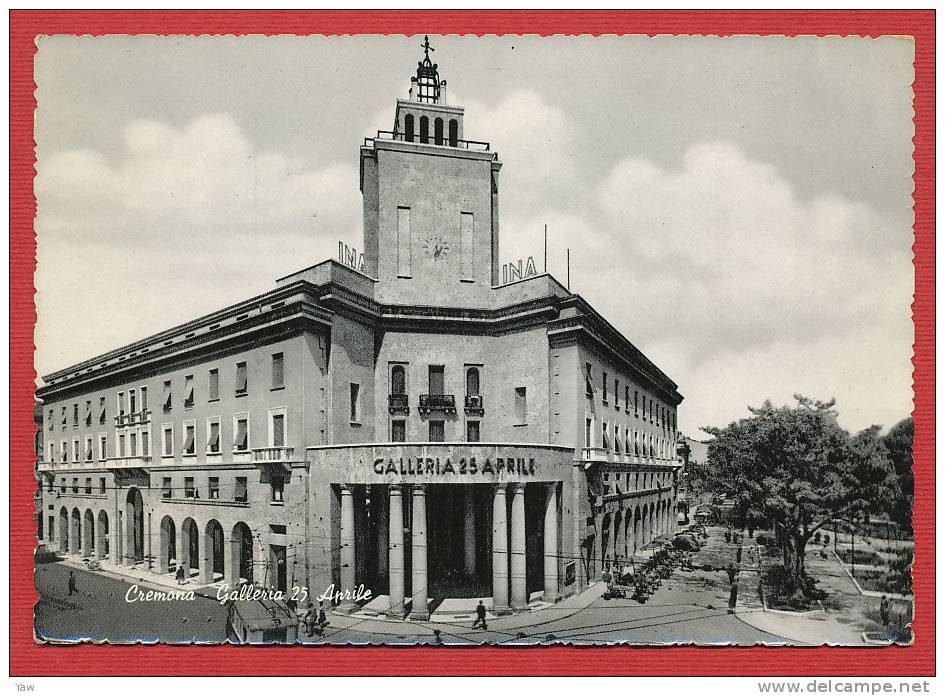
(208, 477, 220, 500)
(48, 409, 53, 430)
(85, 436, 93, 462)
(141, 429, 149, 457)
(61, 406, 66, 428)
(73, 403, 79, 427)
(585, 363, 593, 397)
(434, 116, 444, 145)
(183, 422, 196, 456)
(634, 430, 640, 455)
(614, 380, 619, 409)
(163, 380, 172, 413)
(207, 419, 221, 454)
(429, 420, 445, 442)
(129, 431, 137, 457)
(235, 362, 248, 395)
(270, 411, 285, 448)
(117, 392, 125, 417)
(602, 422, 609, 450)
(349, 383, 361, 423)
(72, 438, 80, 462)
(404, 113, 415, 142)
(650, 399, 654, 423)
(162, 477, 172, 499)
(183, 375, 194, 409)
(391, 365, 406, 395)
(397, 207, 411, 276)
(84, 477, 92, 495)
(428, 365, 444, 395)
(234, 414, 249, 452)
(634, 390, 639, 418)
(270, 474, 284, 503)
(625, 427, 632, 455)
(99, 396, 106, 424)
(585, 418, 592, 448)
(613, 427, 621, 453)
(419, 115, 429, 143)
(129, 388, 137, 415)
(85, 400, 92, 426)
(48, 442, 54, 462)
(72, 477, 78, 494)
(208, 369, 219, 401)
(391, 420, 406, 442)
(184, 477, 195, 498)
(466, 367, 480, 396)
(99, 478, 106, 495)
(602, 373, 608, 403)
(448, 119, 458, 147)
(60, 479, 65, 493)
(514, 387, 527, 425)
(162, 424, 174, 457)
(271, 353, 284, 390)
(625, 385, 630, 412)
(60, 441, 67, 462)
(140, 386, 148, 412)
(118, 433, 125, 457)
(460, 212, 475, 280)
(235, 476, 248, 503)
(466, 420, 480, 442)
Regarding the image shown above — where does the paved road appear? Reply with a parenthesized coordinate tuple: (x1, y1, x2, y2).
(35, 557, 783, 645)
(34, 560, 227, 643)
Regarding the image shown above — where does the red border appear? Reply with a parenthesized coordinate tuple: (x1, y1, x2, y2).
(10, 10, 934, 676)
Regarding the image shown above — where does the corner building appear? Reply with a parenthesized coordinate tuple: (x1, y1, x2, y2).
(36, 48, 683, 619)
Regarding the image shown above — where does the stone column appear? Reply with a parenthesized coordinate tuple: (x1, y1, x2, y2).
(491, 484, 511, 615)
(225, 531, 238, 588)
(157, 524, 168, 574)
(543, 483, 559, 602)
(374, 485, 389, 587)
(464, 486, 476, 576)
(612, 512, 622, 570)
(338, 484, 357, 612)
(387, 484, 405, 617)
(509, 483, 528, 612)
(409, 484, 429, 620)
(202, 528, 214, 584)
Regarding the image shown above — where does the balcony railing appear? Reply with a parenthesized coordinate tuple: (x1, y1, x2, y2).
(106, 455, 152, 469)
(388, 393, 410, 414)
(368, 130, 492, 152)
(418, 394, 456, 415)
(464, 394, 484, 416)
(114, 410, 151, 428)
(252, 446, 295, 463)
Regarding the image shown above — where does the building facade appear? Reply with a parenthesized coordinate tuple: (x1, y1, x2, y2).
(35, 45, 684, 619)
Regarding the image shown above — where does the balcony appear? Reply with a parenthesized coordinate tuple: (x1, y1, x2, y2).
(418, 394, 456, 415)
(105, 455, 152, 470)
(251, 446, 296, 464)
(114, 410, 150, 428)
(388, 393, 410, 415)
(464, 394, 484, 416)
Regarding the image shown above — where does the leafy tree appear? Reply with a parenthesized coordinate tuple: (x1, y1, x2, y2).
(702, 395, 900, 600)
(881, 417, 914, 530)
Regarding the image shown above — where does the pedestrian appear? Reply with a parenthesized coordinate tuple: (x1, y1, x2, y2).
(880, 595, 890, 626)
(433, 629, 443, 644)
(302, 603, 315, 636)
(316, 607, 329, 635)
(724, 529, 731, 544)
(728, 582, 738, 614)
(726, 562, 737, 585)
(67, 570, 77, 596)
(176, 565, 185, 585)
(472, 600, 488, 630)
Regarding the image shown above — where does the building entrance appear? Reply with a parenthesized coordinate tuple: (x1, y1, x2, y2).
(425, 484, 492, 601)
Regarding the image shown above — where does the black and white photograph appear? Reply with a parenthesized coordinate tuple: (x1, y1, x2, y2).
(32, 33, 915, 647)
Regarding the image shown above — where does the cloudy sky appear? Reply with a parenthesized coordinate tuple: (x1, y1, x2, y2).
(34, 35, 915, 437)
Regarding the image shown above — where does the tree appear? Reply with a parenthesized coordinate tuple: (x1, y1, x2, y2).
(702, 395, 900, 600)
(881, 417, 914, 530)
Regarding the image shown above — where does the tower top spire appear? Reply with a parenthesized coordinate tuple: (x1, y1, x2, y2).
(412, 35, 444, 104)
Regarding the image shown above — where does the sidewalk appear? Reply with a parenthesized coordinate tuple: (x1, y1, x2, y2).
(57, 555, 223, 599)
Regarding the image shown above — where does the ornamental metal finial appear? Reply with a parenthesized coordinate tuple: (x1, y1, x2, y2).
(421, 35, 434, 59)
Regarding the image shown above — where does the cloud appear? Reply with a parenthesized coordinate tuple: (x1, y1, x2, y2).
(35, 113, 361, 376)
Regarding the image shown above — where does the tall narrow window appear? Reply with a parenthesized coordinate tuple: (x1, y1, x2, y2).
(404, 113, 415, 142)
(602, 422, 609, 450)
(614, 379, 619, 409)
(208, 369, 219, 401)
(271, 352, 284, 390)
(142, 429, 149, 457)
(349, 383, 361, 423)
(73, 403, 79, 426)
(634, 390, 639, 417)
(391, 365, 406, 395)
(271, 413, 285, 448)
(434, 117, 444, 145)
(466, 367, 480, 396)
(428, 365, 445, 395)
(429, 420, 445, 442)
(99, 397, 106, 424)
(48, 409, 53, 430)
(585, 418, 592, 448)
(99, 434, 107, 460)
(140, 386, 148, 412)
(391, 420, 406, 442)
(184, 477, 195, 498)
(84, 400, 92, 426)
(514, 387, 527, 424)
(183, 375, 194, 409)
(162, 477, 172, 499)
(129, 431, 137, 457)
(602, 373, 608, 402)
(209, 477, 220, 500)
(625, 385, 630, 412)
(129, 389, 137, 414)
(183, 423, 195, 455)
(208, 420, 221, 454)
(163, 425, 173, 457)
(234, 415, 249, 452)
(448, 119, 458, 146)
(235, 477, 248, 503)
(585, 363, 593, 397)
(235, 362, 248, 395)
(466, 420, 480, 442)
(117, 393, 125, 417)
(460, 212, 474, 280)
(397, 207, 411, 277)
(419, 115, 429, 143)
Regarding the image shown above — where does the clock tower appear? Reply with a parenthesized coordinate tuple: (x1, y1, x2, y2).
(360, 37, 502, 307)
